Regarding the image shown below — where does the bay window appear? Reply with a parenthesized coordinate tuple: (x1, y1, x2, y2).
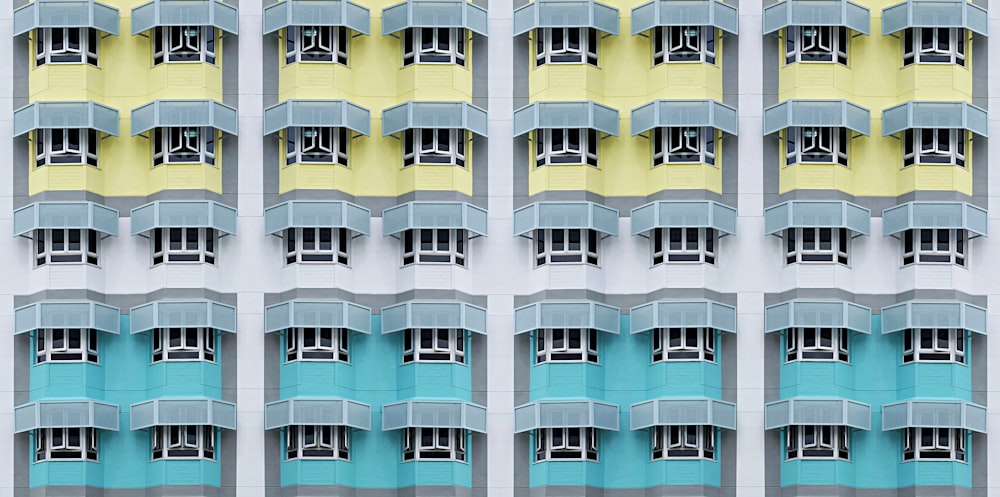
(902, 328, 965, 364)
(651, 227, 716, 265)
(152, 327, 216, 362)
(903, 28, 965, 66)
(903, 129, 965, 167)
(651, 327, 715, 362)
(536, 328, 599, 364)
(901, 229, 966, 266)
(153, 26, 216, 65)
(35, 128, 98, 167)
(652, 425, 715, 460)
(535, 427, 598, 461)
(536, 27, 598, 66)
(403, 129, 466, 167)
(403, 427, 466, 461)
(535, 128, 598, 167)
(33, 228, 99, 266)
(534, 228, 599, 266)
(35, 27, 98, 65)
(35, 328, 99, 364)
(402, 328, 465, 363)
(285, 25, 348, 64)
(284, 227, 350, 264)
(785, 26, 848, 65)
(152, 425, 215, 460)
(903, 427, 966, 461)
(784, 227, 850, 265)
(153, 127, 216, 165)
(286, 425, 349, 459)
(35, 427, 98, 461)
(786, 425, 850, 460)
(786, 327, 849, 362)
(786, 127, 849, 166)
(402, 228, 467, 266)
(653, 127, 715, 165)
(286, 327, 350, 362)
(286, 127, 348, 166)
(403, 27, 466, 65)
(151, 228, 217, 265)
(653, 26, 716, 64)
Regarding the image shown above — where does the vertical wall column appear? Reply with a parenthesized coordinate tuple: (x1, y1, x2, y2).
(0, 0, 15, 493)
(986, 3, 1000, 497)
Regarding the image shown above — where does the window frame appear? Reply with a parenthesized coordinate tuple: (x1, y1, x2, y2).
(285, 327, 350, 363)
(285, 25, 348, 64)
(901, 228, 967, 266)
(786, 327, 850, 363)
(785, 25, 848, 65)
(653, 25, 716, 65)
(651, 327, 715, 363)
(785, 126, 849, 166)
(284, 227, 350, 265)
(403, 27, 466, 66)
(652, 425, 716, 460)
(285, 126, 349, 166)
(153, 25, 216, 65)
(151, 227, 217, 265)
(153, 126, 216, 166)
(785, 425, 850, 460)
(903, 27, 965, 66)
(784, 227, 850, 265)
(902, 328, 966, 364)
(402, 128, 467, 167)
(152, 425, 216, 460)
(35, 427, 99, 462)
(533, 228, 600, 266)
(34, 128, 99, 168)
(652, 127, 716, 166)
(35, 27, 98, 66)
(903, 427, 967, 462)
(535, 128, 599, 167)
(401, 228, 468, 266)
(286, 425, 350, 460)
(403, 427, 467, 462)
(535, 328, 600, 364)
(651, 227, 717, 265)
(33, 228, 99, 266)
(402, 328, 466, 364)
(903, 129, 966, 168)
(152, 327, 216, 363)
(535, 427, 599, 462)
(536, 27, 598, 66)
(35, 328, 100, 364)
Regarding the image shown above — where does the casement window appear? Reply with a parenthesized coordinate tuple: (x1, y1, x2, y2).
(786, 425, 849, 460)
(786, 327, 849, 362)
(536, 328, 599, 364)
(903, 428, 966, 461)
(151, 228, 217, 265)
(534, 228, 599, 266)
(901, 229, 966, 266)
(903, 28, 965, 66)
(153, 26, 216, 65)
(153, 127, 216, 166)
(35, 129, 99, 167)
(403, 129, 466, 167)
(403, 427, 466, 461)
(902, 328, 965, 364)
(903, 129, 965, 167)
(285, 127, 348, 166)
(653, 26, 716, 64)
(284, 227, 350, 264)
(152, 425, 215, 460)
(651, 327, 715, 362)
(786, 127, 849, 166)
(152, 327, 216, 362)
(402, 328, 465, 364)
(785, 26, 848, 65)
(651, 227, 716, 265)
(401, 228, 467, 266)
(35, 427, 98, 461)
(652, 425, 715, 460)
(403, 27, 466, 66)
(286, 425, 349, 460)
(33, 229, 99, 266)
(286, 327, 350, 362)
(285, 25, 348, 64)
(535, 427, 598, 461)
(535, 128, 599, 167)
(536, 27, 598, 66)
(653, 127, 715, 166)
(784, 228, 850, 265)
(35, 328, 99, 364)
(35, 27, 98, 66)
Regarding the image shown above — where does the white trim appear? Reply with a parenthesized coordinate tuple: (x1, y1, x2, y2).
(903, 27, 965, 66)
(903, 427, 967, 462)
(285, 25, 348, 64)
(403, 128, 466, 167)
(786, 327, 849, 363)
(536, 328, 599, 364)
(33, 228, 100, 266)
(403, 427, 467, 462)
(653, 26, 716, 65)
(402, 328, 466, 364)
(401, 228, 467, 266)
(153, 126, 216, 166)
(403, 27, 466, 66)
(35, 27, 98, 66)
(153, 26, 216, 65)
(652, 327, 715, 362)
(535, 128, 598, 167)
(785, 25, 848, 65)
(34, 128, 99, 167)
(35, 427, 98, 462)
(785, 126, 849, 166)
(785, 425, 850, 460)
(652, 425, 715, 460)
(286, 425, 350, 460)
(152, 327, 216, 363)
(285, 127, 348, 166)
(35, 328, 99, 364)
(284, 227, 350, 265)
(533, 228, 599, 266)
(902, 328, 966, 364)
(152, 425, 215, 460)
(535, 427, 598, 461)
(784, 227, 850, 265)
(903, 129, 966, 167)
(151, 227, 217, 265)
(535, 27, 597, 65)
(652, 227, 716, 265)
(286, 327, 350, 362)
(901, 228, 967, 266)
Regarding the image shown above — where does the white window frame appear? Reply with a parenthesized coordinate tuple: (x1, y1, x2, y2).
(903, 129, 966, 167)
(651, 327, 715, 363)
(533, 228, 600, 266)
(902, 228, 967, 266)
(786, 327, 849, 363)
(903, 427, 966, 462)
(535, 427, 598, 461)
(403, 27, 466, 66)
(653, 127, 715, 166)
(536, 27, 598, 66)
(35, 427, 98, 461)
(652, 227, 717, 265)
(153, 127, 216, 166)
(403, 427, 467, 462)
(153, 26, 216, 65)
(903, 28, 965, 66)
(786, 425, 850, 460)
(403, 129, 466, 167)
(535, 328, 600, 364)
(152, 227, 217, 265)
(402, 328, 466, 364)
(35, 128, 99, 167)
(285, 25, 348, 64)
(152, 327, 216, 363)
(653, 26, 716, 65)
(286, 327, 350, 362)
(785, 25, 848, 65)
(784, 227, 850, 265)
(35, 27, 98, 66)
(785, 127, 849, 166)
(33, 228, 99, 266)
(652, 425, 715, 460)
(535, 128, 599, 167)
(152, 425, 215, 460)
(902, 328, 966, 364)
(35, 328, 99, 364)
(286, 425, 350, 460)
(285, 127, 349, 166)
(401, 228, 468, 266)
(284, 227, 350, 265)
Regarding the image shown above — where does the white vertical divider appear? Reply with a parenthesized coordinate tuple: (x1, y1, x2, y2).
(0, 0, 14, 493)
(986, 5, 1000, 497)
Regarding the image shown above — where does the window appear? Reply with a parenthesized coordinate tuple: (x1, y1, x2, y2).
(151, 228, 217, 265)
(286, 127, 348, 166)
(152, 425, 215, 460)
(402, 328, 466, 364)
(653, 127, 715, 166)
(651, 228, 716, 265)
(786, 127, 849, 166)
(784, 228, 850, 265)
(652, 425, 715, 460)
(286, 425, 349, 460)
(153, 26, 216, 64)
(284, 227, 350, 264)
(535, 128, 599, 167)
(785, 26, 848, 65)
(651, 327, 715, 362)
(403, 129, 466, 167)
(35, 329, 99, 364)
(153, 127, 216, 166)
(902, 328, 965, 364)
(536, 328, 599, 363)
(903, 129, 965, 167)
(902, 229, 966, 266)
(403, 427, 466, 461)
(152, 327, 216, 362)
(534, 229, 599, 266)
(403, 28, 465, 65)
(535, 427, 598, 461)
(286, 327, 350, 362)
(903, 28, 965, 66)
(786, 425, 849, 460)
(786, 327, 849, 362)
(402, 229, 467, 266)
(903, 428, 966, 461)
(536, 27, 598, 65)
(653, 26, 716, 64)
(285, 26, 348, 64)
(35, 129, 99, 167)
(33, 229, 99, 266)
(35, 427, 98, 461)
(35, 27, 98, 65)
